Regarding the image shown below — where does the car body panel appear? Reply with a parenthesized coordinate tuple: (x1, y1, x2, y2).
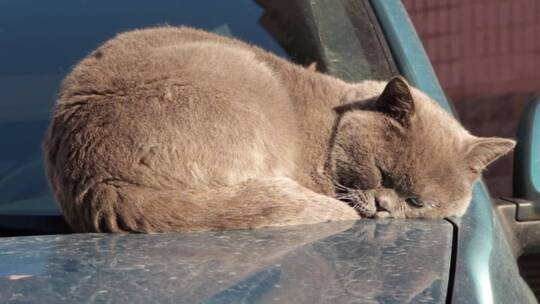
(0, 220, 451, 303)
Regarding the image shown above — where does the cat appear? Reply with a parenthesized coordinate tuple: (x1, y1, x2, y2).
(44, 26, 515, 233)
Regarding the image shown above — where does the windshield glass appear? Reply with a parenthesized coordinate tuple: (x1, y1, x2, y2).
(0, 0, 395, 216)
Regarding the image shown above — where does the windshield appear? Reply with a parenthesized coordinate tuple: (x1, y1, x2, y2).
(0, 0, 395, 216)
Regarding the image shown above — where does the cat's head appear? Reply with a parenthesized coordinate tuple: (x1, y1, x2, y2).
(329, 76, 515, 219)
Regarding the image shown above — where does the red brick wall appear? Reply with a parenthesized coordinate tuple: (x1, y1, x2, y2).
(403, 0, 540, 197)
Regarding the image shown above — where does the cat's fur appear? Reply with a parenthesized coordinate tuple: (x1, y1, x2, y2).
(44, 26, 515, 233)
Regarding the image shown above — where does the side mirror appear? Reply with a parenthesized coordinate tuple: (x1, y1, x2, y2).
(513, 95, 540, 219)
(511, 95, 540, 221)
(495, 95, 540, 256)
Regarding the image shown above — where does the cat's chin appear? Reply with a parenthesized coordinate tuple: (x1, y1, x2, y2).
(374, 211, 391, 218)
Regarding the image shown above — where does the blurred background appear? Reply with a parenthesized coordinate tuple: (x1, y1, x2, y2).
(403, 0, 540, 198)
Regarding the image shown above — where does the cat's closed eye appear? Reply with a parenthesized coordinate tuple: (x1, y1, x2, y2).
(405, 196, 424, 208)
(377, 166, 393, 188)
(376, 166, 426, 209)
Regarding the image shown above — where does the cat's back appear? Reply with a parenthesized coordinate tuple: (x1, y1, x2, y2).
(61, 27, 278, 103)
(49, 26, 298, 189)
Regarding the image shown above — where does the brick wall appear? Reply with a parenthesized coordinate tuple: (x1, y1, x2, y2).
(403, 0, 540, 197)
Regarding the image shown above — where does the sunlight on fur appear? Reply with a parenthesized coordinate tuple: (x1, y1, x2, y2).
(44, 27, 515, 233)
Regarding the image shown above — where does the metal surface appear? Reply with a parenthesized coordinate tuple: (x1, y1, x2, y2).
(371, 1, 538, 303)
(451, 184, 537, 304)
(0, 220, 452, 303)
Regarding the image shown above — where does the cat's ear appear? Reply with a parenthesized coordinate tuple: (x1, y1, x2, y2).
(375, 76, 415, 127)
(465, 137, 516, 174)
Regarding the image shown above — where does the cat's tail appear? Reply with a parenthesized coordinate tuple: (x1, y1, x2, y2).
(65, 177, 359, 233)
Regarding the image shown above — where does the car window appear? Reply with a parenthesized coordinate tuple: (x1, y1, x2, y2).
(0, 0, 396, 216)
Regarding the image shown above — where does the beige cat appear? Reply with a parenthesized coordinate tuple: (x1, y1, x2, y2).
(44, 26, 515, 233)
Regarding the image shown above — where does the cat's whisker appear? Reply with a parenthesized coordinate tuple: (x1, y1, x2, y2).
(335, 193, 353, 199)
(334, 184, 351, 192)
(321, 172, 354, 192)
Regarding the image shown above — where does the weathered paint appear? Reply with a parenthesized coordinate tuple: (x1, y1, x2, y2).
(0, 220, 452, 303)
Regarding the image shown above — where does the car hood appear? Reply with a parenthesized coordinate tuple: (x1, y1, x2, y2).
(0, 219, 452, 303)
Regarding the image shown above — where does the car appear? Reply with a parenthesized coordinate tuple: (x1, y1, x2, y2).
(0, 0, 538, 303)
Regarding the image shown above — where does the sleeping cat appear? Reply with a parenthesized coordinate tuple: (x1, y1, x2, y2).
(44, 26, 515, 233)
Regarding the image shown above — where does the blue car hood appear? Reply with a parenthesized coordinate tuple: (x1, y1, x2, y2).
(0, 219, 452, 303)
